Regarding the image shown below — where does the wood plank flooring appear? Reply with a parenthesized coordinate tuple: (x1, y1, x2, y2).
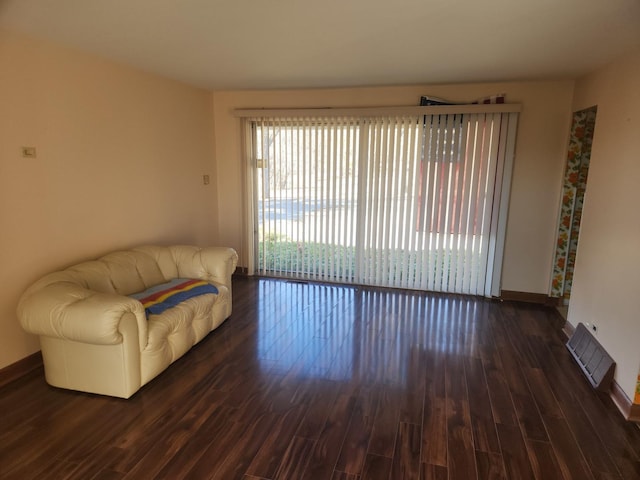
(1, 276, 640, 479)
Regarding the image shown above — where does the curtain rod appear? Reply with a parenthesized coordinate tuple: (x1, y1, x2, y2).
(233, 104, 522, 118)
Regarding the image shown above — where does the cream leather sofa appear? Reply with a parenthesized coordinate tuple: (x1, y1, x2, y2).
(17, 245, 238, 398)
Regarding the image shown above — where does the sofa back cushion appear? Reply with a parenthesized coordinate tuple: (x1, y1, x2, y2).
(65, 250, 167, 296)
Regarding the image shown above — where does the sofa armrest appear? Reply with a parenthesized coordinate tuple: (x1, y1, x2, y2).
(169, 246, 238, 287)
(194, 247, 239, 286)
(17, 282, 148, 350)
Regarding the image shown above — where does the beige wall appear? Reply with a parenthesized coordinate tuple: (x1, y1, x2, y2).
(568, 50, 640, 400)
(212, 81, 574, 293)
(0, 30, 218, 369)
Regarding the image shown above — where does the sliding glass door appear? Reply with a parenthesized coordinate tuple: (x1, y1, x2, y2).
(244, 107, 518, 297)
(252, 118, 360, 283)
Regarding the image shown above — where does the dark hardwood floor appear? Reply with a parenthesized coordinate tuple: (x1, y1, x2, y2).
(1, 276, 640, 480)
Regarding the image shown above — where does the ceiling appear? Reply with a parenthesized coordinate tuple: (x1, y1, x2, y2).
(1, 0, 639, 90)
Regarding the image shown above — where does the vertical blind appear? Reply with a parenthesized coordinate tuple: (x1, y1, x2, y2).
(242, 106, 519, 296)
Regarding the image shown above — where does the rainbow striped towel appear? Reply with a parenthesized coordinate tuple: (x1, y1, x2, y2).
(130, 278, 218, 315)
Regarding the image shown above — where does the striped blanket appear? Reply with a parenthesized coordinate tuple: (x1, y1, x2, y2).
(130, 278, 218, 315)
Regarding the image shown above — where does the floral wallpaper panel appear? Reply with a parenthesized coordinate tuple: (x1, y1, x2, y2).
(551, 106, 597, 299)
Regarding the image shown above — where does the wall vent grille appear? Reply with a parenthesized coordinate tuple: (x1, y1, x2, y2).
(566, 323, 615, 391)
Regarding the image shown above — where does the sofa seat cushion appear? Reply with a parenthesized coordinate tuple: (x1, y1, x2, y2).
(141, 292, 220, 383)
(130, 278, 218, 315)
